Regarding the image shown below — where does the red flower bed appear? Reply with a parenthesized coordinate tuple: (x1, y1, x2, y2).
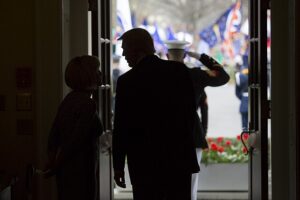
(201, 135, 249, 164)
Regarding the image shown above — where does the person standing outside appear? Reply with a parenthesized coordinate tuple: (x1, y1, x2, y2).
(165, 40, 230, 200)
(234, 55, 249, 131)
(45, 55, 103, 200)
(112, 28, 199, 200)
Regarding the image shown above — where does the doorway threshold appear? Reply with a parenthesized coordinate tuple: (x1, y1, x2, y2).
(114, 190, 248, 200)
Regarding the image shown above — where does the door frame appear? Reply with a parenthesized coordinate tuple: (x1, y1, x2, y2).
(248, 0, 269, 199)
(90, 0, 273, 199)
(91, 0, 114, 199)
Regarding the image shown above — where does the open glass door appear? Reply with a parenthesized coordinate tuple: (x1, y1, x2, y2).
(247, 0, 270, 199)
(90, 0, 113, 199)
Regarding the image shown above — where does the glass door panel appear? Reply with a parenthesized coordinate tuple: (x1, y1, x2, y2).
(248, 0, 269, 199)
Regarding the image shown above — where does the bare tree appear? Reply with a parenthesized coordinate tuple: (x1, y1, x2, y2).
(129, 0, 248, 34)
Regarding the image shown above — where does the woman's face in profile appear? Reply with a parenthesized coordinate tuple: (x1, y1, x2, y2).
(88, 69, 102, 90)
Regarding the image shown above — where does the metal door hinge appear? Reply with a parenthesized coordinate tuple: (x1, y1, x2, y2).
(249, 38, 259, 43)
(249, 83, 260, 89)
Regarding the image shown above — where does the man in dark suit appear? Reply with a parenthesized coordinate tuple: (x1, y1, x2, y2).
(112, 28, 199, 200)
(165, 40, 230, 200)
(235, 55, 249, 131)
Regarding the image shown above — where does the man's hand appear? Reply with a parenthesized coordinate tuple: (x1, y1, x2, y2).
(99, 132, 112, 154)
(114, 170, 126, 188)
(43, 149, 62, 179)
(43, 168, 57, 179)
(186, 51, 201, 60)
(43, 159, 58, 179)
(187, 52, 222, 69)
(199, 53, 221, 69)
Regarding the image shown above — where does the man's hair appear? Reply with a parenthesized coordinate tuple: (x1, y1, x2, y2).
(118, 28, 155, 54)
(65, 55, 100, 90)
(167, 49, 185, 62)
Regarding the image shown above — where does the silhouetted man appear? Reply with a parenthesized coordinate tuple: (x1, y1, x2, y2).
(112, 28, 199, 200)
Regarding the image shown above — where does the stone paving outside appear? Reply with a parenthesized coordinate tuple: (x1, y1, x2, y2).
(202, 83, 242, 138)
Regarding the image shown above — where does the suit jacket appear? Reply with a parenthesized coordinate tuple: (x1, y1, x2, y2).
(112, 55, 199, 185)
(188, 65, 230, 148)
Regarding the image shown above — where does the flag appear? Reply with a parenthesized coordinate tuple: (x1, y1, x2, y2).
(131, 12, 137, 28)
(116, 0, 132, 33)
(139, 17, 151, 32)
(221, 0, 242, 40)
(152, 23, 165, 53)
(114, 0, 132, 57)
(142, 17, 148, 27)
(199, 25, 218, 48)
(199, 0, 242, 49)
(139, 17, 154, 35)
(220, 0, 242, 59)
(166, 26, 177, 40)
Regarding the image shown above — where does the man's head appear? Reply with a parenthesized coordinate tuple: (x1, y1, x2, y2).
(118, 28, 155, 67)
(165, 40, 189, 63)
(167, 49, 185, 63)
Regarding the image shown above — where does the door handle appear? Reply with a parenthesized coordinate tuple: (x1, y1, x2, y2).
(241, 130, 251, 155)
(100, 38, 110, 44)
(248, 131, 259, 149)
(100, 84, 111, 90)
(241, 130, 259, 155)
